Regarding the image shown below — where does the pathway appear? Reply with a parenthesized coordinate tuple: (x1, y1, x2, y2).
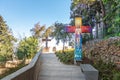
(38, 53, 85, 80)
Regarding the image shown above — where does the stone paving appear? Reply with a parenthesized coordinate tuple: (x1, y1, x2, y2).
(38, 53, 85, 80)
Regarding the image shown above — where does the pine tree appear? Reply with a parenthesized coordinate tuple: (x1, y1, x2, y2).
(0, 15, 16, 61)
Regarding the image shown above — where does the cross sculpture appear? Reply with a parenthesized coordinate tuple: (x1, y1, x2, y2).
(42, 37, 51, 52)
(65, 22, 92, 62)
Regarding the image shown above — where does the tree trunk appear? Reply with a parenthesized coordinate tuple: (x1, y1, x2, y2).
(96, 12, 99, 39)
(45, 37, 48, 48)
(63, 42, 65, 53)
(99, 0, 105, 17)
(99, 0, 107, 37)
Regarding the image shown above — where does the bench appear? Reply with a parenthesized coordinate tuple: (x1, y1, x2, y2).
(80, 64, 98, 80)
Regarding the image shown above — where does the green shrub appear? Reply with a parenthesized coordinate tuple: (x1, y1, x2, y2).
(114, 41, 120, 46)
(17, 37, 38, 59)
(56, 48, 120, 80)
(93, 59, 117, 80)
(82, 34, 89, 44)
(55, 49, 74, 64)
(0, 55, 6, 62)
(105, 33, 120, 39)
(16, 51, 25, 60)
(113, 72, 120, 80)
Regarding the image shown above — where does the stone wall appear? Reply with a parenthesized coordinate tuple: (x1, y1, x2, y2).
(83, 37, 120, 67)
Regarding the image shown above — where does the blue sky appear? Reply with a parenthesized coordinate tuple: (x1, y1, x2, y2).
(0, 0, 71, 38)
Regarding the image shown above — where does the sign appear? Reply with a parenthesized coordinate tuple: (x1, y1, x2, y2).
(65, 26, 92, 33)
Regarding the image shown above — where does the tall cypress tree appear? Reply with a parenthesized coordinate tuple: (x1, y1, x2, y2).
(0, 15, 16, 60)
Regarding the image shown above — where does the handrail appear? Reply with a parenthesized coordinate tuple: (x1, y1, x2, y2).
(1, 50, 42, 80)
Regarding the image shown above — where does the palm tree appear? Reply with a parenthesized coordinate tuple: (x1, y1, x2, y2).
(42, 26, 53, 48)
(30, 22, 45, 38)
(30, 22, 45, 48)
(51, 22, 72, 52)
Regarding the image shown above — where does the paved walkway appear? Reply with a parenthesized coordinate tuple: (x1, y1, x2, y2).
(38, 53, 85, 80)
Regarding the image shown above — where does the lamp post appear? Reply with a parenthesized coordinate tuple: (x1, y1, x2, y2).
(74, 16, 82, 62)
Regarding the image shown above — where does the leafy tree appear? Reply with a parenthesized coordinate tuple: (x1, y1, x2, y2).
(17, 37, 38, 59)
(103, 0, 120, 36)
(0, 15, 16, 61)
(51, 22, 72, 52)
(70, 0, 100, 38)
(70, 0, 120, 38)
